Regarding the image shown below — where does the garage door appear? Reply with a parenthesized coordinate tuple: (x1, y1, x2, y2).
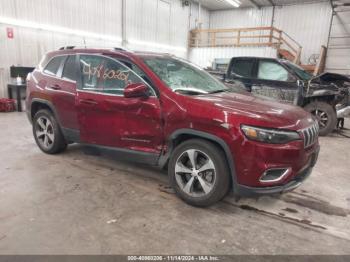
(326, 2, 350, 75)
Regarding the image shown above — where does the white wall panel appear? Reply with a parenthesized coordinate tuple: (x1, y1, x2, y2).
(210, 7, 273, 29)
(273, 1, 332, 64)
(189, 47, 277, 68)
(189, 2, 333, 68)
(0, 0, 192, 97)
(124, 0, 190, 57)
(189, 2, 210, 29)
(189, 7, 274, 68)
(0, 0, 124, 97)
(326, 8, 350, 75)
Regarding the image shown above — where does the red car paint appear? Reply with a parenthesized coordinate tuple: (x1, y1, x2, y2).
(26, 48, 320, 194)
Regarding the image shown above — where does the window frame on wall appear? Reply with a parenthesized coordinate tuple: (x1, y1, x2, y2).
(76, 54, 157, 97)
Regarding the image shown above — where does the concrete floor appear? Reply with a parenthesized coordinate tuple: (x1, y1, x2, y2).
(0, 112, 349, 255)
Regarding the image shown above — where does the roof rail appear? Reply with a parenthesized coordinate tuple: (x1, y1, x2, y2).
(59, 46, 75, 50)
(114, 47, 127, 51)
(58, 46, 128, 51)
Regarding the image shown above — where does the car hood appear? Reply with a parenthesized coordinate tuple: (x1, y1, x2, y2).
(193, 92, 314, 130)
(311, 72, 350, 84)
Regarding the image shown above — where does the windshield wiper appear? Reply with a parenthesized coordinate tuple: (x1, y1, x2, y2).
(209, 89, 229, 94)
(173, 87, 209, 95)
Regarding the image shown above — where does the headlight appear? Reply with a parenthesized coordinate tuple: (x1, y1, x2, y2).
(241, 125, 301, 144)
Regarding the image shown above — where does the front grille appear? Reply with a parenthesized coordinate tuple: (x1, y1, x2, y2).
(301, 122, 319, 148)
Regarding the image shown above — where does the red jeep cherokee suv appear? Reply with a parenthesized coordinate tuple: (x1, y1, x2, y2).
(26, 47, 320, 206)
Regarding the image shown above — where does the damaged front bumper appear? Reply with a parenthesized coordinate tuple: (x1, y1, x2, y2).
(236, 144, 320, 197)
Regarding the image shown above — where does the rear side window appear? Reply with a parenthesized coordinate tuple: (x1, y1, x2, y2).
(62, 55, 77, 81)
(230, 59, 254, 78)
(44, 56, 65, 76)
(258, 61, 289, 81)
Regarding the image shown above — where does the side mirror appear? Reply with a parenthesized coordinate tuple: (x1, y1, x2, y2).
(297, 79, 305, 87)
(124, 83, 149, 98)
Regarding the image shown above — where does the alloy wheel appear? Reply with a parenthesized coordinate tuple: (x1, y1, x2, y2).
(35, 116, 55, 150)
(312, 109, 328, 128)
(175, 149, 216, 197)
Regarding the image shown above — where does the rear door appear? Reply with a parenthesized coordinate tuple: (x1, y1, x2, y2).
(226, 57, 255, 91)
(252, 59, 298, 104)
(42, 55, 74, 127)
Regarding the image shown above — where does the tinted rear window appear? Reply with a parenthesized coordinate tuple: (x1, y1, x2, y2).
(230, 59, 254, 78)
(44, 56, 65, 76)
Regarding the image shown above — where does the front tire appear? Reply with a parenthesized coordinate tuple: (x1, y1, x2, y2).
(304, 101, 337, 136)
(168, 139, 230, 207)
(33, 109, 67, 154)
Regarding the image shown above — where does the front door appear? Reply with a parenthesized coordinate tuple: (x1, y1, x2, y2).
(226, 57, 255, 91)
(76, 54, 163, 154)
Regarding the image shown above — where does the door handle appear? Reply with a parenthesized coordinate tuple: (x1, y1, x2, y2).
(48, 84, 61, 90)
(79, 98, 98, 106)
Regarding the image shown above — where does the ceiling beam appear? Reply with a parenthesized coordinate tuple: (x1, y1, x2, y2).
(266, 0, 275, 6)
(249, 0, 261, 9)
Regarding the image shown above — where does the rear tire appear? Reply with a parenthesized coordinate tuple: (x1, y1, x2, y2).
(33, 109, 67, 154)
(168, 139, 230, 207)
(304, 101, 337, 136)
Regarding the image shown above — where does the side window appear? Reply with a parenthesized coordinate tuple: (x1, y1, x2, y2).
(62, 55, 77, 81)
(230, 59, 254, 78)
(120, 60, 153, 87)
(44, 56, 65, 76)
(258, 61, 289, 81)
(80, 55, 104, 91)
(79, 55, 148, 95)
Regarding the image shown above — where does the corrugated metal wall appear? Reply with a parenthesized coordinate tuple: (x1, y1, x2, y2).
(325, 6, 350, 75)
(210, 7, 273, 28)
(125, 0, 190, 56)
(0, 0, 194, 97)
(189, 47, 277, 68)
(273, 1, 332, 64)
(189, 2, 210, 29)
(189, 2, 333, 68)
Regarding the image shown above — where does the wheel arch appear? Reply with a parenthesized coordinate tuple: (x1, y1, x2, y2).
(159, 129, 238, 191)
(303, 95, 337, 107)
(30, 99, 61, 125)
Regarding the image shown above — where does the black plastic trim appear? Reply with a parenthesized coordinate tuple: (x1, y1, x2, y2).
(30, 98, 61, 125)
(82, 144, 159, 165)
(62, 127, 80, 143)
(159, 128, 238, 191)
(237, 166, 313, 196)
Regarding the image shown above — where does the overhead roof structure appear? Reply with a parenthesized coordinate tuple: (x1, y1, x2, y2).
(196, 0, 329, 10)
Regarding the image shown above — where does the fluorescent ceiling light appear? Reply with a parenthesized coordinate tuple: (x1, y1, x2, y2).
(0, 16, 122, 42)
(224, 0, 241, 8)
(128, 38, 187, 52)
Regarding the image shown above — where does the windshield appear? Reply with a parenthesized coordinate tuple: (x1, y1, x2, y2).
(284, 61, 313, 81)
(142, 56, 229, 94)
